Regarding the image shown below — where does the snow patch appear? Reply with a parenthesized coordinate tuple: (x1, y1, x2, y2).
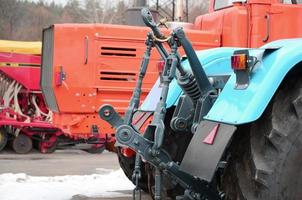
(0, 169, 134, 200)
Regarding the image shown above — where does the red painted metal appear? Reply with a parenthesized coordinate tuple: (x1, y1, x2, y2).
(132, 112, 147, 126)
(0, 43, 116, 153)
(0, 52, 40, 65)
(121, 147, 136, 158)
(0, 108, 53, 128)
(203, 124, 220, 145)
(39, 135, 58, 153)
(0, 67, 40, 90)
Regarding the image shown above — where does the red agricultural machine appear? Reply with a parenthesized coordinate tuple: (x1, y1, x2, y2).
(0, 26, 169, 154)
(39, 23, 208, 153)
(0, 26, 164, 154)
(0, 40, 60, 153)
(0, 14, 207, 154)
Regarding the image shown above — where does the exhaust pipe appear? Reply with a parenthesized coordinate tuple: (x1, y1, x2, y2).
(176, 0, 184, 21)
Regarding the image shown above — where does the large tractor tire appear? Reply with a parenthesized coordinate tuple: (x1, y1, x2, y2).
(0, 128, 8, 152)
(224, 77, 302, 200)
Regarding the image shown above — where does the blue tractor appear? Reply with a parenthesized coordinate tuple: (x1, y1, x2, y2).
(100, 8, 302, 200)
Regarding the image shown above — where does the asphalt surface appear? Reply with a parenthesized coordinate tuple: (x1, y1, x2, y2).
(0, 149, 151, 200)
(0, 149, 120, 176)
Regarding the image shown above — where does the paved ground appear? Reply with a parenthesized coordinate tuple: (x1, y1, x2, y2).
(0, 149, 120, 176)
(0, 149, 151, 200)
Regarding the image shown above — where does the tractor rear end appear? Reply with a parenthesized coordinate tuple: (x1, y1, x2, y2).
(100, 5, 302, 200)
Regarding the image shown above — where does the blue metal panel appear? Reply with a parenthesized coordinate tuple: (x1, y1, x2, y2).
(205, 38, 302, 124)
(140, 47, 237, 111)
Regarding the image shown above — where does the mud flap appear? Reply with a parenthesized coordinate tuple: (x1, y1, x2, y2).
(180, 121, 236, 182)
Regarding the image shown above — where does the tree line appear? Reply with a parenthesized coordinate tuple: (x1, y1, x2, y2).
(0, 0, 128, 41)
(0, 0, 208, 41)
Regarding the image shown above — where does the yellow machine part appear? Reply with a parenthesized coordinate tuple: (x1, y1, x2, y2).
(0, 40, 41, 55)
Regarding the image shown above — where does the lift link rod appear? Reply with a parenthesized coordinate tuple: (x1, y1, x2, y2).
(100, 34, 154, 200)
(123, 33, 154, 200)
(173, 27, 216, 97)
(99, 33, 154, 131)
(156, 41, 179, 200)
(124, 33, 154, 125)
(151, 41, 178, 151)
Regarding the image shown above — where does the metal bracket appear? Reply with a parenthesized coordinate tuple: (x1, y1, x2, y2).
(191, 95, 213, 133)
(99, 104, 123, 129)
(170, 95, 194, 132)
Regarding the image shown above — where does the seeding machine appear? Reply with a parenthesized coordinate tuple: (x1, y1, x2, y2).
(98, 0, 302, 199)
(0, 40, 58, 153)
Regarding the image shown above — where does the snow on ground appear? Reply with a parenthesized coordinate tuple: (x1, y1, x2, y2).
(0, 168, 134, 200)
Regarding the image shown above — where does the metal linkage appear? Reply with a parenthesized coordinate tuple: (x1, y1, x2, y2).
(100, 33, 155, 200)
(100, 8, 222, 200)
(101, 33, 181, 199)
(147, 41, 178, 152)
(151, 40, 179, 200)
(99, 33, 222, 200)
(172, 27, 217, 133)
(100, 110, 221, 199)
(173, 28, 215, 97)
(124, 33, 154, 125)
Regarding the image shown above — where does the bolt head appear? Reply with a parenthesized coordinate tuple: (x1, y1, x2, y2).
(103, 109, 111, 117)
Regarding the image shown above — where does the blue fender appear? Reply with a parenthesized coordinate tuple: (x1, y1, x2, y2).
(140, 47, 237, 111)
(205, 38, 302, 124)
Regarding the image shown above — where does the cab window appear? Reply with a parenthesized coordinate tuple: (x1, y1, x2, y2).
(283, 0, 302, 4)
(214, 0, 234, 10)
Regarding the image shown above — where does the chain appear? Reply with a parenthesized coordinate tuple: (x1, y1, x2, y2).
(132, 154, 142, 200)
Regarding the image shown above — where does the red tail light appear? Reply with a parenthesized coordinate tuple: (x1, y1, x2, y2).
(231, 54, 247, 70)
(121, 147, 136, 158)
